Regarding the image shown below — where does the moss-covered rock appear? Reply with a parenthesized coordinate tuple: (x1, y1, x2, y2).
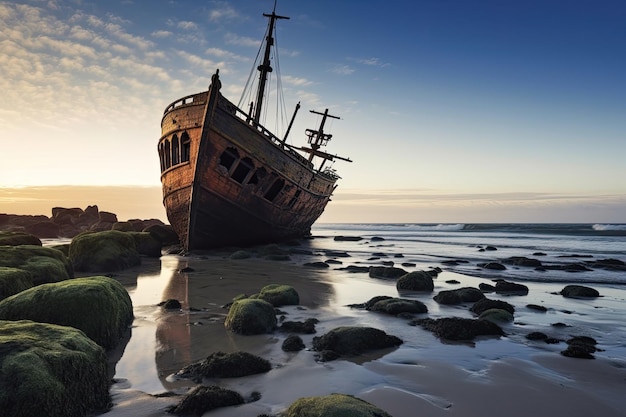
(433, 287, 485, 305)
(0, 231, 42, 246)
(368, 266, 407, 279)
(0, 320, 110, 417)
(176, 351, 271, 381)
(412, 317, 505, 341)
(128, 231, 162, 257)
(0, 245, 73, 285)
(470, 298, 515, 315)
(0, 267, 33, 300)
(252, 284, 300, 306)
(169, 385, 244, 416)
(478, 308, 514, 323)
(0, 276, 133, 350)
(143, 223, 180, 246)
(224, 298, 277, 335)
(396, 270, 435, 292)
(367, 297, 428, 315)
(69, 230, 141, 272)
(284, 393, 393, 417)
(312, 326, 403, 360)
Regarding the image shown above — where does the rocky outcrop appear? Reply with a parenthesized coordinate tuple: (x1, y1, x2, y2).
(284, 393, 393, 417)
(224, 299, 277, 335)
(0, 320, 110, 417)
(0, 276, 133, 350)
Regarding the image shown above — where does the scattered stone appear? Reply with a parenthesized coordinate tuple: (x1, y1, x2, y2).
(401, 262, 416, 267)
(478, 308, 514, 323)
(176, 351, 271, 381)
(224, 299, 277, 335)
(0, 276, 133, 350)
(367, 297, 428, 315)
(279, 318, 318, 334)
(526, 331, 548, 341)
(495, 280, 529, 295)
(551, 322, 569, 328)
(470, 298, 515, 315)
(169, 385, 244, 416)
(485, 246, 498, 251)
(396, 270, 435, 292)
(160, 299, 182, 310)
(334, 236, 363, 241)
(479, 282, 496, 292)
(561, 336, 598, 359)
(527, 304, 548, 312)
(312, 326, 402, 360)
(0, 320, 110, 417)
(560, 285, 600, 298)
(324, 250, 351, 258)
(304, 261, 330, 268)
(284, 393, 393, 417)
(478, 262, 506, 270)
(503, 256, 543, 267)
(446, 279, 460, 284)
(434, 287, 485, 305)
(338, 265, 369, 273)
(325, 259, 342, 265)
(371, 236, 385, 242)
(413, 317, 505, 341)
(282, 335, 305, 352)
(368, 266, 407, 279)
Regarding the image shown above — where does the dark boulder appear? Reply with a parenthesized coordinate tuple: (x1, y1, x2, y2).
(128, 231, 162, 257)
(312, 326, 402, 360)
(367, 297, 428, 315)
(396, 270, 435, 292)
(0, 231, 41, 246)
(478, 262, 506, 270)
(412, 317, 505, 341)
(169, 385, 244, 416)
(503, 256, 543, 267)
(470, 298, 515, 315)
(434, 287, 485, 305)
(176, 351, 271, 381)
(561, 336, 598, 359)
(24, 221, 60, 238)
(560, 285, 600, 298)
(282, 335, 305, 352)
(143, 223, 180, 246)
(279, 318, 318, 334)
(478, 308, 514, 323)
(368, 266, 407, 279)
(495, 280, 529, 295)
(69, 230, 141, 272)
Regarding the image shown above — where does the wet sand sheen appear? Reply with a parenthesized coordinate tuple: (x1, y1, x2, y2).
(98, 250, 626, 417)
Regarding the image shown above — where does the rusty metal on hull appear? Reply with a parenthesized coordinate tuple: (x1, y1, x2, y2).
(157, 9, 349, 250)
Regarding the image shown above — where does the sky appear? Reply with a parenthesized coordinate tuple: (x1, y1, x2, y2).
(1, 0, 625, 223)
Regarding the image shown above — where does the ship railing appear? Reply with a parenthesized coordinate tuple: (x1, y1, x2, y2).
(163, 92, 206, 114)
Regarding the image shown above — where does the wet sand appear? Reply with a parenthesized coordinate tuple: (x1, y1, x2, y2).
(97, 247, 626, 417)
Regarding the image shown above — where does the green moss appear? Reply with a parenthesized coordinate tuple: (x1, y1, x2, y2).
(0, 245, 73, 285)
(224, 299, 277, 335)
(128, 231, 162, 257)
(478, 308, 514, 323)
(253, 284, 300, 306)
(0, 231, 41, 246)
(50, 243, 70, 257)
(0, 267, 33, 300)
(69, 230, 140, 272)
(0, 276, 133, 350)
(0, 320, 110, 417)
(285, 393, 393, 417)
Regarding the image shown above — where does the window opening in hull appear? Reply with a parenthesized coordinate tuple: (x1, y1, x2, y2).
(264, 178, 285, 202)
(181, 132, 191, 162)
(219, 147, 239, 172)
(172, 134, 180, 165)
(287, 189, 302, 208)
(231, 157, 254, 184)
(248, 167, 266, 185)
(164, 140, 171, 169)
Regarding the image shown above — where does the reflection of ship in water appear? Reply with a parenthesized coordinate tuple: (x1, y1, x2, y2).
(111, 251, 335, 393)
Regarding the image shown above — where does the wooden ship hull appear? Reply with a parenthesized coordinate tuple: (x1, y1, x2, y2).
(157, 9, 349, 250)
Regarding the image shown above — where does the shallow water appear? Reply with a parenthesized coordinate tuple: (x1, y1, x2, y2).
(100, 223, 626, 416)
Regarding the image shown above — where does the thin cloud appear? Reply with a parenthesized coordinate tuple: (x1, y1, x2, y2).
(225, 32, 260, 48)
(350, 57, 391, 67)
(209, 4, 240, 22)
(331, 64, 355, 75)
(283, 75, 313, 87)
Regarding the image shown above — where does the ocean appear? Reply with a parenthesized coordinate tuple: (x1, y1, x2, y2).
(311, 223, 626, 285)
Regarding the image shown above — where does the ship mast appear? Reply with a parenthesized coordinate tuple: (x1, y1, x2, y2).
(253, 9, 289, 125)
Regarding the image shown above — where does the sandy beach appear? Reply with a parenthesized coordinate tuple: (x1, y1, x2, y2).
(90, 235, 626, 417)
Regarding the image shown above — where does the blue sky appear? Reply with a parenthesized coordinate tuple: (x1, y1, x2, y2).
(1, 0, 625, 222)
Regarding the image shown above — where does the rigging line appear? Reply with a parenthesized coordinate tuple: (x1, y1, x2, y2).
(237, 23, 268, 110)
